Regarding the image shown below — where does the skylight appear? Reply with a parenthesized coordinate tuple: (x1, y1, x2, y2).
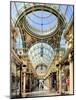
(28, 42, 54, 68)
(26, 10, 58, 36)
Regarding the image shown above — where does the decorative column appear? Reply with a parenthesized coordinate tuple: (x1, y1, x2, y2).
(59, 66, 62, 94)
(19, 63, 22, 97)
(69, 53, 73, 94)
(22, 72, 26, 96)
(22, 65, 27, 97)
(56, 64, 61, 94)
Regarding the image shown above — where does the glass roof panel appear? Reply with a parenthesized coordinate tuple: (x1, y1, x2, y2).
(60, 5, 67, 14)
(28, 42, 54, 67)
(15, 2, 24, 11)
(26, 10, 58, 35)
(11, 2, 17, 19)
(65, 6, 73, 23)
(11, 2, 73, 27)
(32, 10, 51, 18)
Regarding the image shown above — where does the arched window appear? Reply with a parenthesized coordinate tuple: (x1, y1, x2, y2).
(16, 33, 23, 49)
(60, 33, 67, 49)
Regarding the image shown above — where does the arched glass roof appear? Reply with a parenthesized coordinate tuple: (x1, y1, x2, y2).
(28, 42, 54, 68)
(11, 2, 73, 28)
(26, 11, 58, 36)
(11, 2, 73, 71)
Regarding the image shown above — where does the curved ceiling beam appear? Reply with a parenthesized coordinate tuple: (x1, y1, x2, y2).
(15, 5, 65, 39)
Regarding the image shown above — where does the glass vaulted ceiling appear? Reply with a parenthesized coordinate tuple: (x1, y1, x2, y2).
(11, 2, 73, 30)
(28, 42, 54, 68)
(26, 11, 58, 36)
(11, 2, 73, 71)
